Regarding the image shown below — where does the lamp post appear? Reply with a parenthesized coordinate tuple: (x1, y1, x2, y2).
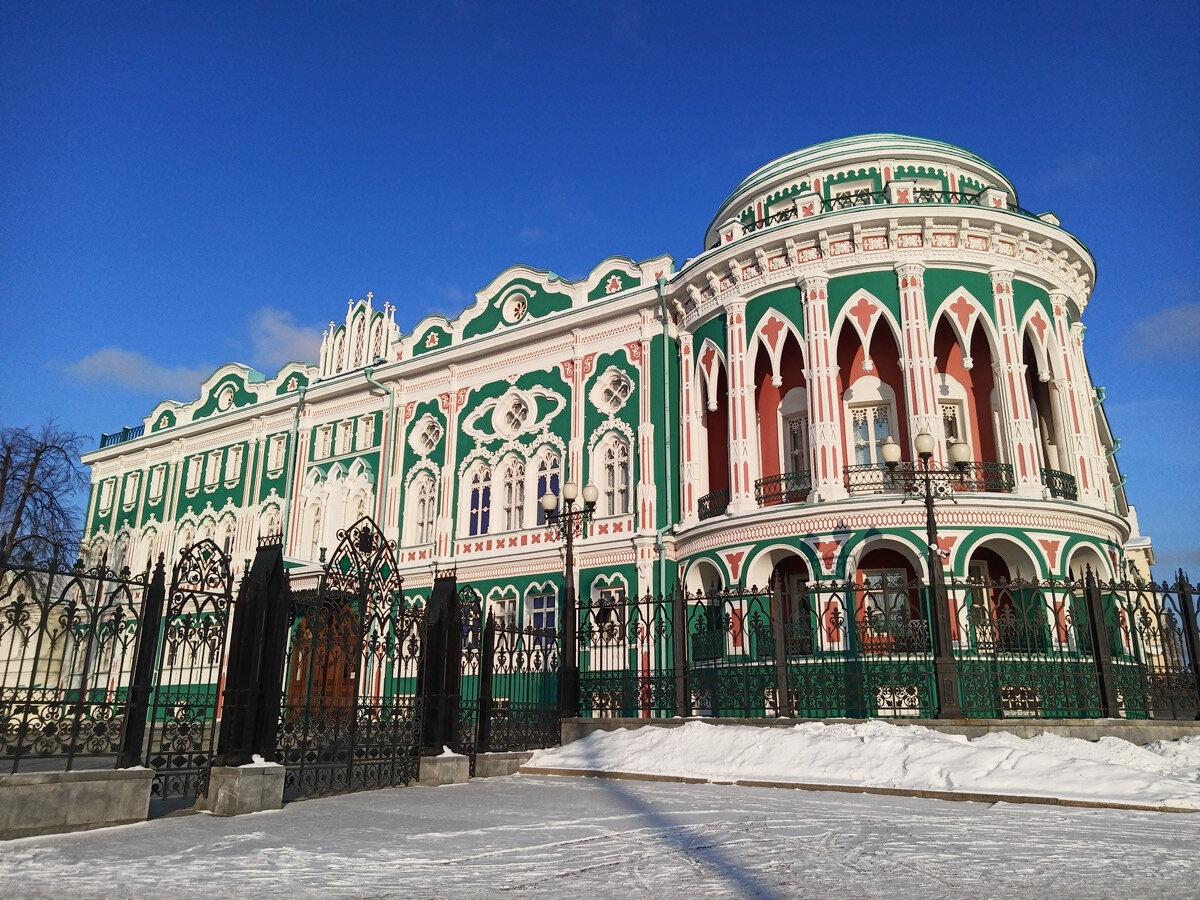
(882, 433, 969, 718)
(541, 480, 599, 718)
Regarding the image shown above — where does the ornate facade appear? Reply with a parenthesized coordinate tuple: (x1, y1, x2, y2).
(82, 134, 1146, 620)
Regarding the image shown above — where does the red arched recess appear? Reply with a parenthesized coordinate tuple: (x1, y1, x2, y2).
(705, 365, 730, 495)
(836, 320, 909, 460)
(754, 332, 805, 483)
(933, 319, 999, 464)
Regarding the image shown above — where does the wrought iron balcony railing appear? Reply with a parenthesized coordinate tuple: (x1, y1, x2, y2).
(756, 470, 812, 506)
(844, 461, 1016, 496)
(697, 488, 730, 520)
(99, 424, 145, 448)
(738, 185, 1043, 236)
(1041, 467, 1079, 501)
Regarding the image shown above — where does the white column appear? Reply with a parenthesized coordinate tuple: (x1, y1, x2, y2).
(990, 269, 1042, 496)
(1051, 294, 1107, 507)
(801, 276, 848, 501)
(678, 331, 701, 525)
(725, 299, 758, 513)
(897, 263, 945, 463)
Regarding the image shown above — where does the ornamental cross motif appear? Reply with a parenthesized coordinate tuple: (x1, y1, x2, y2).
(848, 296, 878, 336)
(949, 295, 974, 332)
(761, 315, 785, 352)
(1030, 310, 1048, 344)
(605, 274, 623, 294)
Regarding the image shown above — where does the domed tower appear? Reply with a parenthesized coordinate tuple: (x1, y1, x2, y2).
(668, 134, 1129, 594)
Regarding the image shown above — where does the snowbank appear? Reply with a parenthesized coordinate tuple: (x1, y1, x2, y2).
(526, 720, 1200, 810)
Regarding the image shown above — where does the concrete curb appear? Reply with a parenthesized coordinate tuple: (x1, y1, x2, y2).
(517, 766, 1199, 814)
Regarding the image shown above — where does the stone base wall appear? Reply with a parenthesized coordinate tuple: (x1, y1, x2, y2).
(473, 751, 534, 778)
(562, 716, 1200, 747)
(195, 764, 285, 817)
(0, 768, 154, 840)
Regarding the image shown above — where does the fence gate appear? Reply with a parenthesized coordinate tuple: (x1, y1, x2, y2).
(143, 539, 235, 800)
(275, 518, 424, 799)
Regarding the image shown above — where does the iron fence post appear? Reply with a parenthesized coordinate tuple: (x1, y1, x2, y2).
(477, 611, 496, 753)
(1084, 567, 1121, 717)
(1175, 571, 1200, 719)
(117, 555, 166, 769)
(672, 589, 688, 716)
(769, 584, 793, 717)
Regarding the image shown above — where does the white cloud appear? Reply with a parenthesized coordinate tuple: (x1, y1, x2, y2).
(1130, 301, 1200, 358)
(247, 307, 322, 370)
(64, 348, 211, 399)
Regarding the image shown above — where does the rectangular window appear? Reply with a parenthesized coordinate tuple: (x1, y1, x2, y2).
(224, 446, 243, 484)
(122, 472, 140, 508)
(358, 415, 375, 449)
(851, 405, 893, 466)
(785, 414, 810, 474)
(186, 456, 202, 491)
(940, 402, 964, 457)
(529, 590, 557, 643)
(98, 479, 114, 512)
(861, 568, 915, 640)
(491, 594, 517, 630)
(268, 435, 287, 472)
(205, 450, 222, 487)
(316, 426, 332, 459)
(337, 421, 353, 455)
(148, 465, 165, 501)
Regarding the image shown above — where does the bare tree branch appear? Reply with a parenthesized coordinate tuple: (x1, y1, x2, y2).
(0, 419, 88, 564)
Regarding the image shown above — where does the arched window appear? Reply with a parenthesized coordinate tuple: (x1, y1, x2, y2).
(410, 473, 437, 545)
(501, 459, 525, 531)
(535, 452, 561, 525)
(468, 466, 491, 536)
(599, 436, 631, 516)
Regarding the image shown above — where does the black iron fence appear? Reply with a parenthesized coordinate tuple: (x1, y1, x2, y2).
(575, 573, 1200, 722)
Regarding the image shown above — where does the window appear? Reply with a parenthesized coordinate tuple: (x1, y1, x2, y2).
(337, 421, 353, 455)
(418, 419, 442, 454)
(468, 466, 491, 536)
(861, 569, 915, 639)
(830, 179, 876, 209)
(500, 459, 525, 531)
(785, 414, 809, 474)
(535, 453, 561, 525)
(316, 426, 333, 459)
(491, 593, 517, 629)
(98, 479, 114, 512)
(148, 465, 165, 501)
(850, 405, 893, 466)
(599, 371, 633, 412)
(412, 474, 437, 545)
(268, 435, 288, 472)
(503, 396, 531, 433)
(940, 402, 964, 457)
(224, 446, 242, 484)
(122, 472, 140, 509)
(185, 457, 202, 491)
(528, 589, 557, 633)
(205, 450, 222, 487)
(601, 437, 631, 516)
(358, 416, 376, 449)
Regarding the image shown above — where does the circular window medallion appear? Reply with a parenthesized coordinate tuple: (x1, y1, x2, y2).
(217, 386, 235, 411)
(502, 293, 528, 324)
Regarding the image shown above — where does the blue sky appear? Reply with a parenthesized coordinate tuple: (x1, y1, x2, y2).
(2, 2, 1197, 576)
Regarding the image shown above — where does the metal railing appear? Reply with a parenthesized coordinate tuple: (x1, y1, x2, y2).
(575, 574, 1200, 722)
(844, 461, 1015, 496)
(99, 424, 145, 448)
(738, 184, 1049, 236)
(756, 471, 812, 506)
(1042, 467, 1079, 501)
(697, 488, 730, 520)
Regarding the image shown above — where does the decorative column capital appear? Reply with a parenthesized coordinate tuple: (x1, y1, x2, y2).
(894, 261, 926, 279)
(989, 268, 1015, 285)
(798, 275, 829, 303)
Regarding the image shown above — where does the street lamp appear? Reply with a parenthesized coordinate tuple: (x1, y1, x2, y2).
(883, 433, 969, 718)
(541, 480, 599, 718)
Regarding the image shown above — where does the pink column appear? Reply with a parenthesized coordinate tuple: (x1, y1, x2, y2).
(678, 332, 700, 525)
(1051, 294, 1107, 506)
(725, 300, 758, 513)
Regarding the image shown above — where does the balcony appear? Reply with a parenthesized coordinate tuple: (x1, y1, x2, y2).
(844, 462, 1016, 496)
(698, 488, 730, 520)
(99, 424, 145, 448)
(1041, 468, 1078, 501)
(739, 186, 1043, 236)
(755, 471, 812, 506)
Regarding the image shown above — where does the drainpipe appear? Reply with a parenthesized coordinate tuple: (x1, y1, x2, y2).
(364, 365, 396, 526)
(280, 384, 307, 556)
(655, 276, 676, 595)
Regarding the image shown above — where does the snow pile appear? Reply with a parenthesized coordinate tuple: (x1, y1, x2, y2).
(526, 720, 1200, 810)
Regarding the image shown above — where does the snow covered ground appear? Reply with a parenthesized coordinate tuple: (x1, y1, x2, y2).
(527, 720, 1200, 810)
(1, 722, 1198, 898)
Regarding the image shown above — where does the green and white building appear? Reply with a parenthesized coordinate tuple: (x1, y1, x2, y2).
(82, 134, 1150, 619)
